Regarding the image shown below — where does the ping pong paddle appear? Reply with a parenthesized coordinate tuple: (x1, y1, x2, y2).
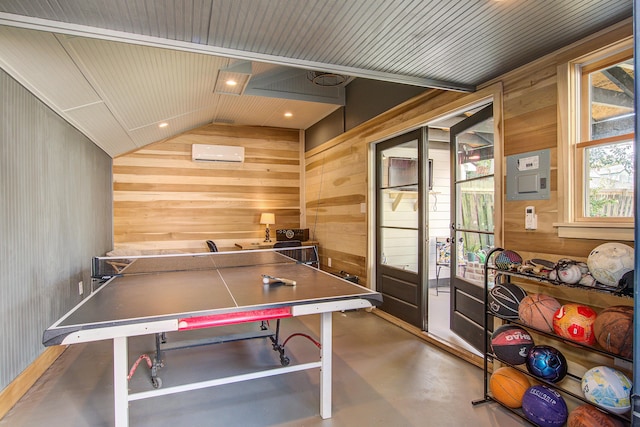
(262, 274, 296, 286)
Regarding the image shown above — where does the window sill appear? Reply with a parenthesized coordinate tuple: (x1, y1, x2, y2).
(554, 222, 634, 241)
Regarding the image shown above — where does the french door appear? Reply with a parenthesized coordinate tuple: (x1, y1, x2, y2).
(376, 128, 427, 328)
(449, 104, 495, 352)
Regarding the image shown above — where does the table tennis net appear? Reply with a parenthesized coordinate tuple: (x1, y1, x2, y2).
(91, 246, 319, 280)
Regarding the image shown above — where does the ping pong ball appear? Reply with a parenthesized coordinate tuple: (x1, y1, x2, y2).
(262, 277, 270, 284)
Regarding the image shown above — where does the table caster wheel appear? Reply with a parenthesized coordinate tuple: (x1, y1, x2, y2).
(151, 376, 162, 389)
(280, 356, 290, 366)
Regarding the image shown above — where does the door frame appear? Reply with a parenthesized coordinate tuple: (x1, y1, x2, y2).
(374, 128, 428, 329)
(365, 84, 503, 345)
(448, 103, 495, 353)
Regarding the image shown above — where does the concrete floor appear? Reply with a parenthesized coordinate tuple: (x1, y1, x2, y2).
(1, 310, 526, 426)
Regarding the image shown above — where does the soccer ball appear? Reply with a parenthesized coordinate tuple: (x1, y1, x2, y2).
(553, 303, 597, 345)
(526, 345, 568, 383)
(587, 243, 634, 287)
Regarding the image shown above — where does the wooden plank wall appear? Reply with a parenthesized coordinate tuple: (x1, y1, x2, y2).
(305, 138, 368, 279)
(305, 89, 471, 287)
(113, 124, 302, 252)
(484, 21, 635, 379)
(489, 20, 633, 262)
(305, 20, 633, 298)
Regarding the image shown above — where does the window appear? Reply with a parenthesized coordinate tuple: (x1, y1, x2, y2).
(579, 50, 634, 220)
(556, 39, 634, 241)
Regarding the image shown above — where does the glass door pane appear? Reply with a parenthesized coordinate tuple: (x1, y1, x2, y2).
(454, 112, 494, 285)
(448, 102, 494, 354)
(379, 140, 419, 272)
(375, 127, 426, 329)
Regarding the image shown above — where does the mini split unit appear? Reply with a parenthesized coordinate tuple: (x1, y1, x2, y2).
(191, 144, 244, 162)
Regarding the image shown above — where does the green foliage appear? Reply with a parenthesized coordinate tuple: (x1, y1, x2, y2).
(588, 142, 633, 175)
(586, 141, 633, 217)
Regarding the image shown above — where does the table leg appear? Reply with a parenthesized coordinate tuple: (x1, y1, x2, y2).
(113, 337, 129, 427)
(319, 311, 332, 419)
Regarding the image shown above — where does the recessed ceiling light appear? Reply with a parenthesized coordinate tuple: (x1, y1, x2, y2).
(214, 61, 253, 96)
(284, 112, 293, 118)
(159, 122, 168, 128)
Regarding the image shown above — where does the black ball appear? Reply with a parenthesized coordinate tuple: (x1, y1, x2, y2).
(491, 324, 535, 365)
(617, 270, 634, 296)
(489, 281, 527, 319)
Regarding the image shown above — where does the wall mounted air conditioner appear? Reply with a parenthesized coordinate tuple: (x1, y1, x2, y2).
(192, 144, 244, 163)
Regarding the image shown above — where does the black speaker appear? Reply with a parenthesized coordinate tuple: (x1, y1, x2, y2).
(276, 228, 309, 241)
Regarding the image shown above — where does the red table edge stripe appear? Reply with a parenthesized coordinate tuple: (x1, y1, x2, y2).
(178, 307, 293, 330)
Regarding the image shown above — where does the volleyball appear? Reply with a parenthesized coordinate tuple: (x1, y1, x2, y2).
(581, 366, 632, 415)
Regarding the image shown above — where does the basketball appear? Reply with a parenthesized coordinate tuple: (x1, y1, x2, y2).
(526, 345, 568, 383)
(491, 324, 534, 365)
(522, 385, 568, 427)
(519, 294, 561, 332)
(489, 366, 530, 408)
(567, 404, 625, 427)
(553, 303, 597, 345)
(581, 366, 632, 414)
(593, 305, 633, 358)
(489, 280, 527, 319)
(587, 242, 634, 287)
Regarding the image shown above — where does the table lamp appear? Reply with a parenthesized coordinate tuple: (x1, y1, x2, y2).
(260, 212, 275, 242)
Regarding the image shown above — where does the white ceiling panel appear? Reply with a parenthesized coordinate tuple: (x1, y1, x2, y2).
(64, 102, 137, 157)
(212, 95, 338, 129)
(0, 26, 100, 110)
(61, 36, 231, 130)
(127, 106, 220, 149)
(0, 1, 632, 157)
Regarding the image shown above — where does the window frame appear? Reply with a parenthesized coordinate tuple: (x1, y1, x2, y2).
(556, 38, 634, 241)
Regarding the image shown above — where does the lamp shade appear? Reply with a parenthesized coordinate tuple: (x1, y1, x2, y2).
(260, 213, 275, 225)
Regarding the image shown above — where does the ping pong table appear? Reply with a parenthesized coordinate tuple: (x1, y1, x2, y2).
(43, 248, 382, 426)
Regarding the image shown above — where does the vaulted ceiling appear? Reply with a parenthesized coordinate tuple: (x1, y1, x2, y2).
(0, 1, 632, 157)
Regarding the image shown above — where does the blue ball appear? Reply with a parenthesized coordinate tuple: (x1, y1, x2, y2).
(526, 345, 568, 383)
(522, 385, 568, 427)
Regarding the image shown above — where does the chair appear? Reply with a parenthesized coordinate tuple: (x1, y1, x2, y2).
(206, 240, 218, 252)
(434, 237, 467, 295)
(435, 238, 451, 295)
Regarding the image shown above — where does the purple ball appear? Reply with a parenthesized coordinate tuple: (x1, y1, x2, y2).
(522, 385, 568, 427)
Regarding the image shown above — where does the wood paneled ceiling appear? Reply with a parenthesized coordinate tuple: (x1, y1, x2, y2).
(0, 1, 632, 157)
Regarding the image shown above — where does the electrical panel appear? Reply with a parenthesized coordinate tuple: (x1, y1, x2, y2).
(506, 149, 550, 201)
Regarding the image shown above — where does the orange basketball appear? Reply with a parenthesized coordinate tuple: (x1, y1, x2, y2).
(489, 366, 530, 408)
(593, 305, 633, 358)
(567, 404, 625, 427)
(519, 294, 561, 332)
